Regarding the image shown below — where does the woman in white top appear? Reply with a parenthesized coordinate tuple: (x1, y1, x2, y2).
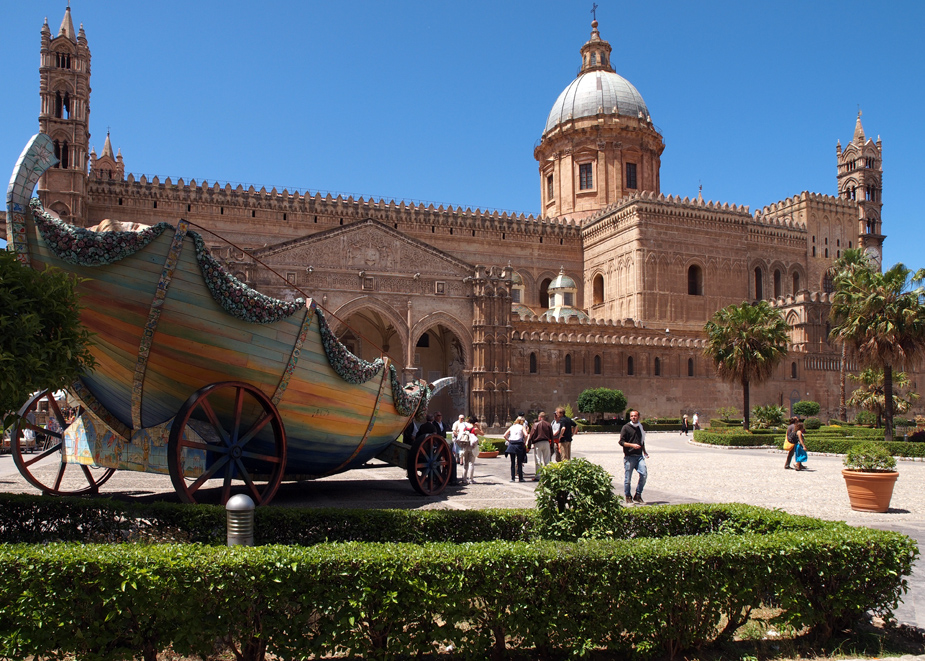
(503, 416, 528, 482)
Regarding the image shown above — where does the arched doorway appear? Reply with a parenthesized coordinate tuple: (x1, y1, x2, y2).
(412, 323, 468, 419)
(334, 308, 405, 369)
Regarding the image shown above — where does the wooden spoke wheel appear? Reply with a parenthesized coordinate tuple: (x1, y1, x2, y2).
(407, 433, 452, 496)
(167, 381, 287, 506)
(12, 390, 115, 496)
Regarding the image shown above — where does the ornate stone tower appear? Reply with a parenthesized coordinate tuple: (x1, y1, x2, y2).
(468, 265, 512, 428)
(89, 131, 124, 182)
(38, 7, 91, 223)
(534, 19, 664, 221)
(836, 111, 884, 266)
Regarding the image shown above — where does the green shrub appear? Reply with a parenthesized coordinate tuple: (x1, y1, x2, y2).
(709, 418, 744, 428)
(693, 430, 779, 446)
(793, 400, 821, 417)
(855, 410, 876, 425)
(716, 406, 738, 421)
(804, 417, 822, 430)
(844, 442, 898, 472)
(534, 458, 621, 541)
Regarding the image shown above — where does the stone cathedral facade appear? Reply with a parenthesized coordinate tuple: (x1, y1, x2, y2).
(23, 8, 895, 428)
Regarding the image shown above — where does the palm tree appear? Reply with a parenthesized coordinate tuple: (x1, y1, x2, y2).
(828, 248, 872, 421)
(830, 262, 925, 441)
(704, 301, 791, 431)
(847, 368, 919, 428)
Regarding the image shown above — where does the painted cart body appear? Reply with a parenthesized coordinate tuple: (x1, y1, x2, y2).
(6, 134, 451, 503)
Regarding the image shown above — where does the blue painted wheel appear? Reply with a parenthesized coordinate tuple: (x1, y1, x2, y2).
(408, 433, 451, 496)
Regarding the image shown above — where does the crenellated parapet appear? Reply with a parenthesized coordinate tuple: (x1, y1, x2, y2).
(86, 176, 585, 240)
(511, 313, 709, 350)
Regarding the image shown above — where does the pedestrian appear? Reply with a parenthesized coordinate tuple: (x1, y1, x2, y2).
(550, 411, 562, 461)
(619, 409, 649, 504)
(784, 416, 799, 469)
(554, 407, 577, 461)
(793, 421, 808, 471)
(692, 412, 700, 430)
(527, 411, 554, 480)
(451, 414, 466, 466)
(503, 416, 528, 482)
(680, 414, 689, 436)
(460, 416, 483, 484)
(415, 414, 437, 440)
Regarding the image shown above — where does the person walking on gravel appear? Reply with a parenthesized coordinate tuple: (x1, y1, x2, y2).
(619, 410, 649, 504)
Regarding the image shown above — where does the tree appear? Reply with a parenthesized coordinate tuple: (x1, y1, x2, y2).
(0, 250, 95, 428)
(792, 400, 821, 418)
(576, 387, 627, 423)
(830, 262, 925, 441)
(828, 248, 873, 421)
(847, 368, 919, 429)
(704, 301, 790, 431)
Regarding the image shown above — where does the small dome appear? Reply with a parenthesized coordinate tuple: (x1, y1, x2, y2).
(544, 71, 650, 135)
(511, 271, 524, 285)
(512, 303, 534, 319)
(548, 269, 577, 291)
(542, 307, 590, 322)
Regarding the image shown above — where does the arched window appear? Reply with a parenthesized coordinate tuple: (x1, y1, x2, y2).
(594, 355, 602, 375)
(791, 362, 797, 379)
(564, 354, 572, 374)
(627, 356, 634, 376)
(773, 269, 782, 298)
(822, 271, 834, 294)
(688, 358, 694, 377)
(754, 267, 763, 300)
(539, 278, 552, 308)
(529, 353, 537, 374)
(792, 272, 800, 294)
(654, 357, 661, 376)
(687, 264, 703, 296)
(592, 274, 604, 305)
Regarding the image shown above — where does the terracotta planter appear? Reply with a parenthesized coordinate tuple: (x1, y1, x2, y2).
(842, 469, 899, 513)
(478, 451, 499, 458)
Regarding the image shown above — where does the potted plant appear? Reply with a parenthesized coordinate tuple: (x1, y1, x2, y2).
(477, 437, 499, 458)
(842, 442, 899, 512)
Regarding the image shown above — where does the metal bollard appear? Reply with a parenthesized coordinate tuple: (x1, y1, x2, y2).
(226, 494, 255, 546)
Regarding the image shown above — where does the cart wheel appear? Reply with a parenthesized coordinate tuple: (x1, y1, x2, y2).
(12, 390, 115, 496)
(407, 433, 452, 496)
(167, 381, 286, 506)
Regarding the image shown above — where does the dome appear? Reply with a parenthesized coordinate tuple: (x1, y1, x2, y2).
(511, 271, 524, 285)
(544, 70, 650, 134)
(548, 270, 577, 291)
(542, 307, 591, 322)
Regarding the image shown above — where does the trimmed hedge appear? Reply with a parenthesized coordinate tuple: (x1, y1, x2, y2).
(692, 430, 778, 446)
(0, 513, 916, 659)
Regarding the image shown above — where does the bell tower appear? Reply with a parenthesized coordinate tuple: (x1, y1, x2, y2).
(836, 111, 884, 266)
(38, 7, 91, 223)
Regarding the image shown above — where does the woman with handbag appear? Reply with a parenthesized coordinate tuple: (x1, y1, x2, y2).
(793, 421, 809, 471)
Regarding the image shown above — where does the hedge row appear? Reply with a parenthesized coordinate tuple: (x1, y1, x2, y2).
(692, 431, 779, 446)
(0, 526, 915, 660)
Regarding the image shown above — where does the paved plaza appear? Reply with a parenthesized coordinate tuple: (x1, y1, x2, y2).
(1, 431, 922, 629)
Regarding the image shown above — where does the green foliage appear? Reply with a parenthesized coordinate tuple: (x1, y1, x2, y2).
(703, 301, 790, 429)
(856, 410, 876, 425)
(793, 400, 821, 417)
(563, 402, 574, 418)
(478, 437, 497, 453)
(0, 515, 914, 660)
(750, 404, 786, 428)
(804, 417, 822, 430)
(0, 251, 95, 424)
(576, 387, 627, 420)
(830, 260, 925, 441)
(844, 442, 898, 472)
(717, 406, 739, 421)
(848, 368, 919, 428)
(693, 430, 778, 447)
(534, 458, 621, 541)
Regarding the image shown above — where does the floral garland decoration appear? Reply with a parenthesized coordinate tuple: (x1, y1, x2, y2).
(31, 199, 172, 266)
(189, 231, 304, 324)
(389, 364, 432, 421)
(315, 308, 384, 384)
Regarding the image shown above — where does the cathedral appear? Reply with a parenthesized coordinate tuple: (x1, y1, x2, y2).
(23, 8, 890, 427)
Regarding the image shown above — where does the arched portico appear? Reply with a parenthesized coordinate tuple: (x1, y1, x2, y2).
(331, 296, 408, 368)
(411, 312, 473, 418)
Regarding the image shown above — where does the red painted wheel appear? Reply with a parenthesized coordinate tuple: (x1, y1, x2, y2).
(167, 381, 287, 506)
(407, 433, 452, 496)
(12, 390, 115, 496)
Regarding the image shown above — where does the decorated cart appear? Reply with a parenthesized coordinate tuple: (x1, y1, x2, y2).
(5, 134, 454, 505)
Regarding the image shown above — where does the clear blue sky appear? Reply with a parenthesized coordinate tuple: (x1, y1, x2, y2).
(3, 1, 924, 272)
